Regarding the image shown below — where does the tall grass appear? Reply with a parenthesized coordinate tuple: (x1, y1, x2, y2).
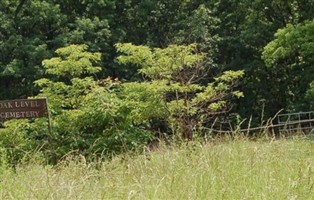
(0, 138, 313, 199)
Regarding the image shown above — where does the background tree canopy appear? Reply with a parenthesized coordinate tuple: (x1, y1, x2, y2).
(0, 0, 313, 163)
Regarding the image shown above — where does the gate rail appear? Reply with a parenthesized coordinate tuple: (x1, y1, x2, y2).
(278, 111, 314, 134)
(209, 111, 314, 135)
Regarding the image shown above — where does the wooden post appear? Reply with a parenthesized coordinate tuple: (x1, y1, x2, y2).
(45, 98, 56, 164)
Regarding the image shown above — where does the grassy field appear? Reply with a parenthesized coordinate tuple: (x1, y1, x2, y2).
(0, 138, 313, 200)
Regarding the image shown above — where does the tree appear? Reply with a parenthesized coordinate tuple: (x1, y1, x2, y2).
(116, 43, 244, 139)
(205, 0, 314, 122)
(0, 44, 152, 164)
(262, 20, 314, 112)
(0, 0, 67, 99)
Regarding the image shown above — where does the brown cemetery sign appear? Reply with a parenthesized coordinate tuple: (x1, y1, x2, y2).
(0, 99, 48, 120)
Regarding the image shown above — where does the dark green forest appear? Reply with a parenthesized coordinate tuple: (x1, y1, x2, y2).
(0, 0, 314, 163)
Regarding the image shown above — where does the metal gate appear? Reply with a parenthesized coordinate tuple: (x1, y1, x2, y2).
(278, 111, 314, 134)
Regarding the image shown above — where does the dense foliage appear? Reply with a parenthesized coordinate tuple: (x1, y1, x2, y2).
(0, 0, 313, 163)
(116, 43, 243, 139)
(262, 20, 314, 112)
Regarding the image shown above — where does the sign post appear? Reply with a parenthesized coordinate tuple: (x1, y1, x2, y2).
(45, 98, 57, 163)
(0, 98, 56, 162)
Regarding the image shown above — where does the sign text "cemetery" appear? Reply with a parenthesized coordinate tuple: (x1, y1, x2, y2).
(0, 99, 48, 120)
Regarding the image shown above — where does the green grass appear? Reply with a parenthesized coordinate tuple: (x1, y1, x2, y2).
(0, 138, 313, 199)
